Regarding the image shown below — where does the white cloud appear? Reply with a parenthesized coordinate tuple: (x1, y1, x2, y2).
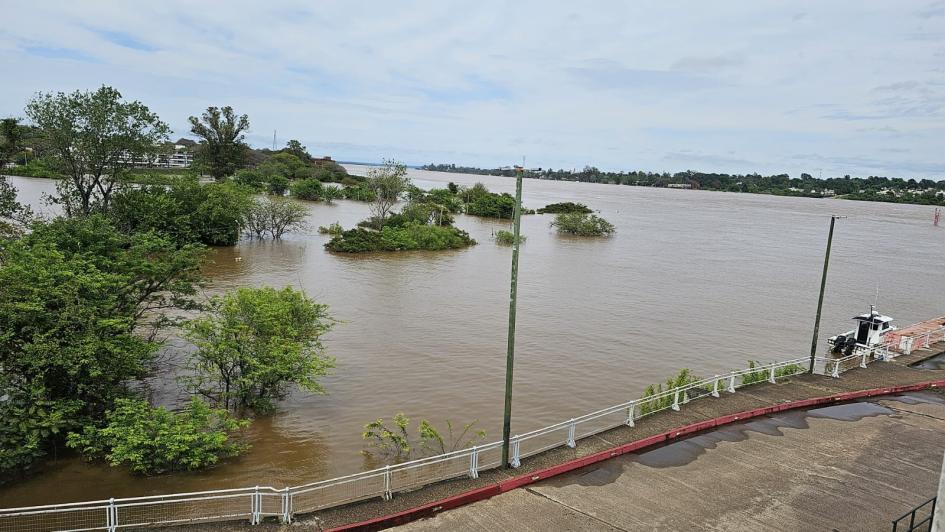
(0, 0, 942, 178)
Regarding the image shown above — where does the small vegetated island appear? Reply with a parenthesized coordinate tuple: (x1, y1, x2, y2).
(550, 212, 615, 236)
(536, 201, 592, 214)
(535, 201, 615, 237)
(323, 161, 477, 253)
(323, 165, 540, 253)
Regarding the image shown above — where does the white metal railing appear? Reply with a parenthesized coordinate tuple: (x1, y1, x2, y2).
(897, 326, 945, 355)
(815, 342, 893, 378)
(0, 356, 874, 531)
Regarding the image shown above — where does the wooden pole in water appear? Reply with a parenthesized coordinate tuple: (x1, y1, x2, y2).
(809, 215, 841, 373)
(502, 169, 524, 468)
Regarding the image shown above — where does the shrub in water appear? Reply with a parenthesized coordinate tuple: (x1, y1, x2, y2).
(550, 212, 615, 236)
(495, 230, 525, 245)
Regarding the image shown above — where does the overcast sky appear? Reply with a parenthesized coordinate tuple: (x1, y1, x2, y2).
(1, 1, 943, 178)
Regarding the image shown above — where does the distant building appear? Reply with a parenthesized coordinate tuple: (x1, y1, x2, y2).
(118, 142, 195, 169)
(165, 144, 194, 168)
(313, 156, 335, 167)
(667, 183, 692, 189)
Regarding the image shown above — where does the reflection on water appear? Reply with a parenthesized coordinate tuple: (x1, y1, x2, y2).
(2, 171, 945, 505)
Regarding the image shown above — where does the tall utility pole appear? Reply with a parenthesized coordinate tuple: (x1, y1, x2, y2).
(501, 166, 525, 469)
(808, 215, 844, 373)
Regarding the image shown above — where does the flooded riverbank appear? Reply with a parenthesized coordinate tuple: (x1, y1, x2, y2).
(2, 169, 943, 506)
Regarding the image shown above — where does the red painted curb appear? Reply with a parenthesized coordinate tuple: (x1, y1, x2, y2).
(327, 380, 945, 531)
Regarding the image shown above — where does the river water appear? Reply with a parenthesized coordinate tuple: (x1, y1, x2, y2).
(2, 169, 943, 506)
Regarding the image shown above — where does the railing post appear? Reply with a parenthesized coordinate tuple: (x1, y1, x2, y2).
(672, 389, 680, 411)
(566, 419, 576, 448)
(768, 364, 776, 384)
(281, 487, 292, 523)
(107, 498, 116, 532)
(469, 446, 479, 479)
(510, 437, 521, 468)
(831, 360, 840, 378)
(383, 465, 392, 500)
(711, 377, 720, 398)
(926, 332, 932, 348)
(251, 486, 260, 525)
(626, 403, 636, 426)
(860, 351, 868, 369)
(728, 375, 736, 393)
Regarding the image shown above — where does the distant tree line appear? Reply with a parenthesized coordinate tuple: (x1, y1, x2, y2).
(421, 163, 945, 205)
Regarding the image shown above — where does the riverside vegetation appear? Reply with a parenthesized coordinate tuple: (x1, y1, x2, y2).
(0, 85, 618, 482)
(0, 86, 336, 481)
(324, 161, 478, 253)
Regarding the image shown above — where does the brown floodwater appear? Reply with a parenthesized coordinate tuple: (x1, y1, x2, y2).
(2, 168, 944, 506)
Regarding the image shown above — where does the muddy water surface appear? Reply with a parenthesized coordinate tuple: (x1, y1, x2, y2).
(2, 169, 944, 506)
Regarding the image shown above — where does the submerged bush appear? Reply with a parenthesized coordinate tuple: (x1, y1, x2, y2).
(362, 413, 486, 460)
(550, 212, 615, 236)
(495, 230, 525, 245)
(318, 222, 344, 236)
(342, 184, 376, 202)
(67, 398, 248, 475)
(325, 223, 476, 253)
(291, 178, 323, 201)
(537, 202, 592, 214)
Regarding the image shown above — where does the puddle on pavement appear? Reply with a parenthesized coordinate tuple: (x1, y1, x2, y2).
(806, 401, 894, 422)
(564, 395, 912, 487)
(912, 353, 945, 370)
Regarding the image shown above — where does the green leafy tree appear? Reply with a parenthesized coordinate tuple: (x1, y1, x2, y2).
(268, 152, 311, 180)
(233, 168, 266, 191)
(67, 397, 248, 475)
(291, 178, 323, 200)
(184, 287, 336, 412)
(313, 161, 350, 183)
(189, 106, 249, 179)
(283, 139, 311, 161)
(25, 86, 171, 215)
(367, 160, 410, 221)
(244, 197, 308, 239)
(267, 174, 289, 196)
(341, 182, 376, 202)
(109, 178, 252, 247)
(0, 175, 31, 240)
(0, 117, 24, 168)
(0, 217, 203, 477)
(465, 192, 517, 218)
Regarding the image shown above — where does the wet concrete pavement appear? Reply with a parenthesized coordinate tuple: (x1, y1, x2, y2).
(397, 391, 945, 531)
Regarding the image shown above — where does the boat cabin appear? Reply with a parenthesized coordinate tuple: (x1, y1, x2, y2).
(827, 307, 896, 357)
(851, 310, 894, 346)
